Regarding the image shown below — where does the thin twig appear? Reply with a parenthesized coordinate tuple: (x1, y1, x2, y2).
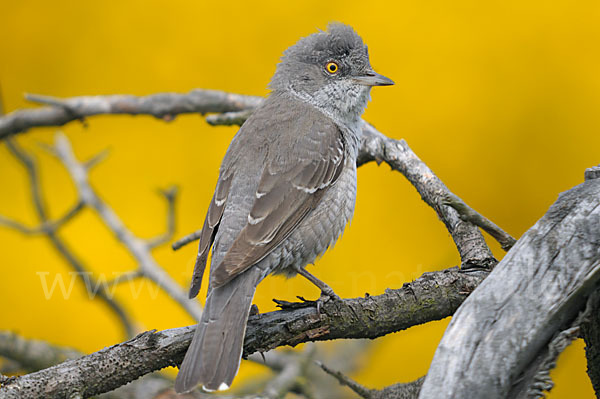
(0, 331, 82, 372)
(316, 361, 425, 399)
(105, 270, 142, 288)
(261, 346, 315, 399)
(206, 109, 254, 126)
(441, 192, 517, 251)
(0, 201, 84, 235)
(49, 132, 202, 321)
(146, 187, 178, 249)
(358, 121, 497, 268)
(2, 140, 136, 338)
(172, 228, 203, 251)
(316, 360, 374, 398)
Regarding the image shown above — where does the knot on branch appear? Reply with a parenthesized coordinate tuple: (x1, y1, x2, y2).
(585, 165, 600, 181)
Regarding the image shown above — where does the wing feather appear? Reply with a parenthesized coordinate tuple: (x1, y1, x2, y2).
(212, 124, 346, 287)
(188, 173, 232, 298)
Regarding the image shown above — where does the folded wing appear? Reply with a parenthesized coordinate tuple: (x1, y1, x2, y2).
(212, 122, 346, 287)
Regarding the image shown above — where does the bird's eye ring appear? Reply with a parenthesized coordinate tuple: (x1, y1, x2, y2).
(325, 61, 339, 74)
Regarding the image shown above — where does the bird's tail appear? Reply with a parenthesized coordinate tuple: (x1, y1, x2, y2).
(174, 267, 262, 393)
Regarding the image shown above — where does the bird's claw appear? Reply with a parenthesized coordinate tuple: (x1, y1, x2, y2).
(273, 290, 342, 314)
(315, 289, 341, 315)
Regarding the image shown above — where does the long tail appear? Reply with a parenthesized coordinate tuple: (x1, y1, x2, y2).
(174, 267, 262, 393)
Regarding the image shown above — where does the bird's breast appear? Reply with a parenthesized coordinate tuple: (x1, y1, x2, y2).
(260, 159, 358, 278)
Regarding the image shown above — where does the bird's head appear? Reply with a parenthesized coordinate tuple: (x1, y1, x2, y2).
(270, 23, 393, 124)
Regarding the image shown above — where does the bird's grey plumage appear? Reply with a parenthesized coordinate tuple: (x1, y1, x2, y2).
(175, 23, 393, 393)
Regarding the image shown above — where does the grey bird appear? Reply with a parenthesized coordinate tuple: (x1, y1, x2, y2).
(174, 23, 393, 393)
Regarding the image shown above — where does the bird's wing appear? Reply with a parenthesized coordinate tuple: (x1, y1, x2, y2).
(188, 171, 233, 298)
(211, 118, 346, 287)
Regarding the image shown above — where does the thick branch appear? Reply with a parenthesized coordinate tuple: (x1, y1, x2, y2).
(510, 293, 596, 399)
(0, 90, 262, 139)
(419, 177, 600, 399)
(582, 292, 600, 397)
(0, 266, 487, 398)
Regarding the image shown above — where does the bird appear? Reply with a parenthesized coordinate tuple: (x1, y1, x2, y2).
(174, 22, 393, 393)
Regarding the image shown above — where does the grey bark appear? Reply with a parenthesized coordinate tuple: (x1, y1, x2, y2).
(0, 90, 262, 139)
(582, 291, 600, 397)
(418, 177, 600, 399)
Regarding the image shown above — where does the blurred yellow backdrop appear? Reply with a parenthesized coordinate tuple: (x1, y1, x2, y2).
(1, 0, 599, 397)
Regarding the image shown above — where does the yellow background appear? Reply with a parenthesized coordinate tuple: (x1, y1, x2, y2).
(1, 0, 599, 397)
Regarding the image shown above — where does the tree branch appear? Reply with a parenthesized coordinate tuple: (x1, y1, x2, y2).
(48, 132, 202, 321)
(358, 121, 497, 268)
(0, 331, 82, 373)
(146, 187, 178, 249)
(0, 88, 519, 398)
(1, 140, 136, 338)
(419, 176, 600, 399)
(0, 265, 487, 398)
(582, 291, 600, 397)
(0, 90, 263, 139)
(510, 291, 598, 399)
(316, 360, 425, 399)
(259, 345, 315, 399)
(172, 228, 203, 251)
(441, 191, 516, 251)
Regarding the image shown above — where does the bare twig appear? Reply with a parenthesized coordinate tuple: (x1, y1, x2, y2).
(316, 361, 373, 398)
(0, 82, 4, 116)
(0, 90, 263, 139)
(358, 122, 496, 268)
(105, 270, 142, 288)
(317, 361, 425, 399)
(48, 132, 202, 321)
(441, 192, 517, 251)
(1, 140, 135, 338)
(172, 229, 203, 251)
(146, 187, 178, 249)
(260, 346, 315, 399)
(0, 331, 82, 372)
(205, 109, 254, 126)
(0, 201, 84, 236)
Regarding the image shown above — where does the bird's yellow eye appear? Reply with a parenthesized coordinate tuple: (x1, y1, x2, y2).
(325, 62, 339, 74)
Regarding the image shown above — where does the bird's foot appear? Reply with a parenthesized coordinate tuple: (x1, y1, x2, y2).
(273, 289, 342, 314)
(273, 297, 314, 310)
(315, 287, 341, 315)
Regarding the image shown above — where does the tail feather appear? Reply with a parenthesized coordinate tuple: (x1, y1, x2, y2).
(175, 267, 262, 393)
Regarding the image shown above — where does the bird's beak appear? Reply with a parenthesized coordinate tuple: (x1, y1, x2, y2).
(352, 70, 394, 86)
